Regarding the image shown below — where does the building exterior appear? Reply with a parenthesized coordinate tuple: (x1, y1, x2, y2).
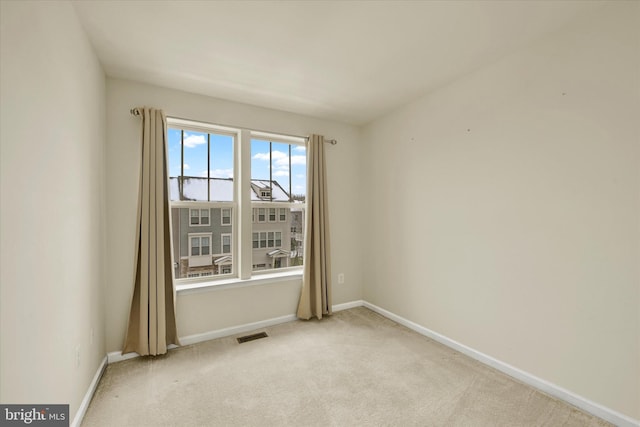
(169, 177, 304, 279)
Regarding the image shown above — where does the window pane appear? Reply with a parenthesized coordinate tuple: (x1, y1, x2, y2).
(251, 139, 305, 203)
(222, 234, 231, 254)
(290, 208, 305, 267)
(182, 131, 208, 201)
(201, 209, 209, 225)
(210, 133, 234, 202)
(168, 128, 182, 182)
(191, 237, 200, 256)
(251, 207, 304, 271)
(222, 208, 231, 225)
(291, 145, 306, 203)
(172, 207, 233, 279)
(168, 128, 235, 202)
(202, 237, 210, 255)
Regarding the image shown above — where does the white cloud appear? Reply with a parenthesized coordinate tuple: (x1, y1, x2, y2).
(273, 170, 289, 177)
(253, 150, 306, 166)
(200, 169, 233, 178)
(253, 150, 287, 162)
(289, 155, 306, 165)
(183, 133, 207, 148)
(294, 146, 306, 152)
(183, 164, 190, 170)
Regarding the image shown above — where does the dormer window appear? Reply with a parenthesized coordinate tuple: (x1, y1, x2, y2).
(260, 189, 271, 199)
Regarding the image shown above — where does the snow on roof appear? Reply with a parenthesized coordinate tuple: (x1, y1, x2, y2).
(250, 180, 289, 201)
(169, 177, 291, 202)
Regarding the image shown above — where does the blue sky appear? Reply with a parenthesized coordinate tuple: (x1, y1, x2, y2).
(168, 128, 307, 197)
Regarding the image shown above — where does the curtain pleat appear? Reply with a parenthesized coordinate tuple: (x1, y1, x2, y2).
(123, 107, 180, 356)
(297, 134, 332, 320)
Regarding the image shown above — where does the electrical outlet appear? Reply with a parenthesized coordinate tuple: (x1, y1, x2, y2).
(338, 273, 345, 284)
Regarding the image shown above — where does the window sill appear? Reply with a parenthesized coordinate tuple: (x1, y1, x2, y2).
(176, 270, 303, 296)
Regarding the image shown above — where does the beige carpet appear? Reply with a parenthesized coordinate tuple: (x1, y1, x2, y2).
(82, 307, 611, 426)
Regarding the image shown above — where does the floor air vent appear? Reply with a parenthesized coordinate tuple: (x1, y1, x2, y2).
(237, 332, 268, 344)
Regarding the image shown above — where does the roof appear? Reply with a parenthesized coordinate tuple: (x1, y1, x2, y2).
(169, 177, 291, 202)
(267, 249, 291, 258)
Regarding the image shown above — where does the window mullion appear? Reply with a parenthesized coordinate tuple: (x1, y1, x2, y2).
(238, 129, 252, 280)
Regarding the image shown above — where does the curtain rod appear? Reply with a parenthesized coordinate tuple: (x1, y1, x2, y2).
(130, 108, 337, 145)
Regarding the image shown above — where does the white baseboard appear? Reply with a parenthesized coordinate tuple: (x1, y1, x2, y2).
(71, 355, 107, 427)
(333, 300, 364, 312)
(107, 313, 300, 364)
(362, 301, 639, 427)
(108, 300, 365, 364)
(179, 313, 298, 346)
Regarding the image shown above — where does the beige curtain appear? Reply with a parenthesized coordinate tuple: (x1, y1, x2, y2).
(297, 134, 332, 320)
(123, 107, 180, 355)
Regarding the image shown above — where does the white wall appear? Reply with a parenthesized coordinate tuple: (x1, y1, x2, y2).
(0, 0, 106, 420)
(106, 78, 362, 351)
(362, 2, 639, 420)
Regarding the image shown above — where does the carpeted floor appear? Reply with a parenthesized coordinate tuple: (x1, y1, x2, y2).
(82, 307, 611, 426)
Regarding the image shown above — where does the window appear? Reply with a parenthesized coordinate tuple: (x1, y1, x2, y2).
(221, 233, 231, 254)
(190, 209, 209, 226)
(188, 271, 213, 278)
(189, 234, 211, 257)
(168, 125, 235, 278)
(221, 208, 231, 225)
(251, 137, 306, 271)
(168, 119, 306, 284)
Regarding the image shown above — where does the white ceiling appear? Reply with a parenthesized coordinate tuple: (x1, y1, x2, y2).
(72, 0, 607, 125)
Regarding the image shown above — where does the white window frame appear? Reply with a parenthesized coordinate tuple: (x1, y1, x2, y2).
(279, 208, 287, 222)
(168, 118, 307, 290)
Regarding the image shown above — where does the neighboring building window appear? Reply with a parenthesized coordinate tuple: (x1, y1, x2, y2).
(257, 208, 266, 222)
(168, 120, 306, 283)
(190, 209, 209, 226)
(188, 271, 213, 278)
(221, 233, 231, 254)
(252, 231, 282, 249)
(221, 208, 231, 225)
(189, 234, 211, 257)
